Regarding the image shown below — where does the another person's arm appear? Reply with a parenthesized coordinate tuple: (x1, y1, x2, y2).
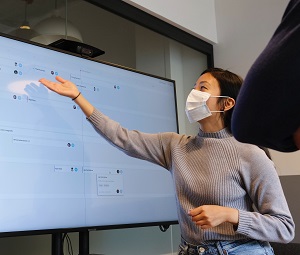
(232, 0, 300, 152)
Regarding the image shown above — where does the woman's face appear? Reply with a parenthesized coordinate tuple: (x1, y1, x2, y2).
(193, 72, 221, 112)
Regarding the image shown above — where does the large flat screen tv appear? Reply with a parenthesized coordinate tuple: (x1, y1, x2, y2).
(0, 33, 178, 237)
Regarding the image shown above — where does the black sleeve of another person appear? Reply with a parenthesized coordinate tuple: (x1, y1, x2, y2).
(232, 0, 300, 152)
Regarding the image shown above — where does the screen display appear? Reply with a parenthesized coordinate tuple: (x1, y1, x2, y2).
(0, 34, 178, 236)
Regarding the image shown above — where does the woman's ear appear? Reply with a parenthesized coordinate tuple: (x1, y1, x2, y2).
(224, 97, 235, 112)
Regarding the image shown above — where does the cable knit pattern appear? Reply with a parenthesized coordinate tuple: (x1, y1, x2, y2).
(87, 109, 295, 244)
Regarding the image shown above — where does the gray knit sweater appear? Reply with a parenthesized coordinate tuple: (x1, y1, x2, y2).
(87, 109, 295, 244)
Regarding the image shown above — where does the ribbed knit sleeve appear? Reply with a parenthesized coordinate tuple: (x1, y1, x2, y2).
(235, 143, 295, 243)
(87, 108, 179, 170)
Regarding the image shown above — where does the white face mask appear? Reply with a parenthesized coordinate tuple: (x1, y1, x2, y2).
(185, 89, 228, 123)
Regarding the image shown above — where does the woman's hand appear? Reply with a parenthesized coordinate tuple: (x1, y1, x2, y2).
(39, 76, 79, 99)
(188, 205, 239, 229)
(39, 76, 94, 117)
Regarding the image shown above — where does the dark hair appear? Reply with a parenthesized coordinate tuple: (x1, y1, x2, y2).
(201, 67, 243, 133)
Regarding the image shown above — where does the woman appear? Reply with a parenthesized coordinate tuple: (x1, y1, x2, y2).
(39, 68, 294, 255)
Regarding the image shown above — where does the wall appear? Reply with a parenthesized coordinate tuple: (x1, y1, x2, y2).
(213, 0, 300, 243)
(213, 0, 288, 77)
(122, 0, 218, 44)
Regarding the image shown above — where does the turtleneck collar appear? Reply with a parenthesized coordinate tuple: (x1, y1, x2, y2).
(197, 128, 232, 139)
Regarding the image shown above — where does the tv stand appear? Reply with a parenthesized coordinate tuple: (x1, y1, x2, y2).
(79, 230, 90, 255)
(79, 230, 103, 255)
(52, 233, 63, 255)
(51, 231, 103, 255)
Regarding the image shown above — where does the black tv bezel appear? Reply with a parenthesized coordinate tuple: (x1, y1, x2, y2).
(0, 32, 179, 238)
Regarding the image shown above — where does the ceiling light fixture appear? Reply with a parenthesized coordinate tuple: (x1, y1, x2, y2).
(9, 0, 39, 40)
(31, 0, 83, 45)
(19, 5, 30, 30)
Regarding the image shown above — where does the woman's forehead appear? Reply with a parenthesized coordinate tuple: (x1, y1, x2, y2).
(196, 73, 219, 88)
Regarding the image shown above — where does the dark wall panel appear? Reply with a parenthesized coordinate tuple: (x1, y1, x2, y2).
(279, 175, 300, 243)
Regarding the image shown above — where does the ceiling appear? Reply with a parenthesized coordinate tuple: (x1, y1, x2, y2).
(0, 0, 78, 33)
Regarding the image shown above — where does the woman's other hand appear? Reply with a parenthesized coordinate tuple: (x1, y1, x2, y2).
(188, 205, 239, 229)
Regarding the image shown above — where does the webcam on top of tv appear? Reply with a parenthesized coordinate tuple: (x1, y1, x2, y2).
(49, 38, 105, 58)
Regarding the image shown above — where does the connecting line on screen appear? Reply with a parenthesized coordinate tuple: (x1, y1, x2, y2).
(62, 233, 74, 255)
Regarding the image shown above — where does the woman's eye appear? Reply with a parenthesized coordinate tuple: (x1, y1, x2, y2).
(200, 86, 207, 90)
